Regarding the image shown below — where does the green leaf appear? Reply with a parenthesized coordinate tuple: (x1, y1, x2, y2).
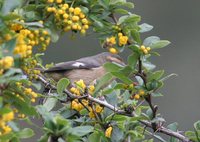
(112, 115, 129, 121)
(57, 78, 70, 95)
(1, 13, 21, 21)
(150, 40, 171, 49)
(142, 61, 156, 71)
(32, 82, 42, 90)
(151, 92, 163, 97)
(36, 105, 54, 123)
(2, 38, 17, 56)
(160, 73, 177, 82)
(94, 73, 114, 94)
(167, 122, 180, 142)
(111, 72, 132, 84)
(1, 0, 23, 15)
(43, 97, 58, 112)
(49, 25, 59, 42)
(113, 8, 128, 14)
(167, 122, 178, 131)
(143, 36, 160, 47)
(3, 91, 37, 116)
(2, 68, 22, 77)
(128, 53, 139, 69)
(118, 14, 141, 25)
(131, 30, 142, 44)
(0, 107, 12, 114)
(103, 62, 122, 72)
(16, 128, 34, 139)
(139, 23, 153, 33)
(88, 131, 101, 142)
(111, 126, 124, 142)
(148, 70, 165, 81)
(38, 134, 49, 142)
(119, 66, 132, 76)
(185, 131, 197, 141)
(69, 126, 94, 137)
(194, 121, 200, 130)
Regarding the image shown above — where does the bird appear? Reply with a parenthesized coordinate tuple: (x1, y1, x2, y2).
(44, 52, 125, 85)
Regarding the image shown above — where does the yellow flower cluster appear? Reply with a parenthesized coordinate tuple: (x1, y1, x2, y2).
(14, 28, 50, 58)
(24, 88, 38, 103)
(106, 33, 128, 54)
(118, 33, 128, 46)
(0, 56, 14, 70)
(70, 80, 103, 118)
(0, 56, 14, 75)
(46, 2, 89, 34)
(71, 99, 88, 111)
(16, 82, 38, 103)
(134, 89, 145, 100)
(105, 126, 113, 138)
(0, 33, 13, 44)
(88, 104, 103, 118)
(70, 79, 95, 95)
(0, 111, 14, 136)
(140, 45, 151, 54)
(22, 59, 41, 80)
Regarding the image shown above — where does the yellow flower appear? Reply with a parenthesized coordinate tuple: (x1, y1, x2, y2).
(106, 36, 116, 45)
(119, 35, 128, 46)
(146, 47, 151, 51)
(140, 45, 150, 54)
(71, 100, 83, 111)
(47, 0, 54, 3)
(3, 125, 12, 134)
(79, 13, 85, 19)
(109, 47, 118, 54)
(3, 111, 14, 121)
(80, 29, 86, 34)
(63, 13, 69, 19)
(56, 0, 62, 3)
(1, 56, 14, 69)
(72, 16, 80, 22)
(139, 90, 145, 95)
(89, 111, 95, 118)
(63, 4, 69, 9)
(105, 126, 112, 138)
(76, 79, 86, 90)
(83, 25, 89, 30)
(82, 18, 89, 25)
(58, 9, 64, 15)
(74, 7, 81, 15)
(95, 105, 103, 113)
(69, 7, 74, 13)
(134, 94, 140, 100)
(88, 85, 95, 94)
(118, 32, 123, 37)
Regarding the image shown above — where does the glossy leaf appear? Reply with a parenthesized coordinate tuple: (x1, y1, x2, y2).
(57, 78, 70, 95)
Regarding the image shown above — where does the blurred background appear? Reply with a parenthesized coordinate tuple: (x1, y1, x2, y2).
(40, 0, 200, 139)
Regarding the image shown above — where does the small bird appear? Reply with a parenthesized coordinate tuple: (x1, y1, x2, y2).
(44, 52, 125, 85)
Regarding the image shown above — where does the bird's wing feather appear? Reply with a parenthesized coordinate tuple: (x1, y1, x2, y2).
(44, 60, 100, 72)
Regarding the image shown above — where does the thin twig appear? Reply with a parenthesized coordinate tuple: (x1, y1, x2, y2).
(37, 75, 193, 142)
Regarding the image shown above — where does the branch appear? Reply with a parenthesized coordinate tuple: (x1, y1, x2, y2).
(140, 120, 193, 142)
(37, 75, 193, 142)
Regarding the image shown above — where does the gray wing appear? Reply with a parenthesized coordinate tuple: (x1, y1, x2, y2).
(44, 60, 100, 73)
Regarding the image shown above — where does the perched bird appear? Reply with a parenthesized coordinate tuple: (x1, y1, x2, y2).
(44, 52, 125, 85)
